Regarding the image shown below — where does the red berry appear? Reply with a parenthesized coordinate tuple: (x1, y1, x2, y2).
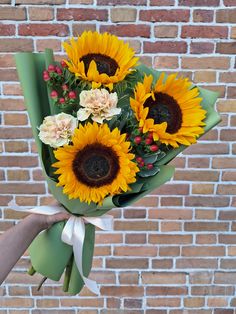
(60, 60, 67, 68)
(68, 91, 76, 99)
(43, 70, 49, 75)
(43, 74, 50, 81)
(55, 66, 63, 75)
(48, 64, 55, 72)
(138, 127, 143, 133)
(59, 97, 65, 104)
(145, 138, 153, 145)
(139, 161, 145, 167)
(136, 156, 143, 163)
(62, 84, 68, 91)
(150, 144, 159, 152)
(147, 132, 153, 139)
(147, 163, 154, 170)
(50, 90, 58, 99)
(134, 136, 142, 144)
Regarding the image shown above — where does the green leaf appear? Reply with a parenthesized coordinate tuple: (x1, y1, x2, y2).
(138, 166, 160, 178)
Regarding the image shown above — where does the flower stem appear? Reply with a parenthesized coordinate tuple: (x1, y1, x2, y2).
(63, 254, 73, 292)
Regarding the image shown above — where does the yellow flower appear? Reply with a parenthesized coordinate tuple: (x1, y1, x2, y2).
(63, 31, 139, 90)
(52, 122, 139, 205)
(130, 74, 207, 148)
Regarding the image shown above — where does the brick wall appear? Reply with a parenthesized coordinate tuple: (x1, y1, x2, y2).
(0, 0, 236, 313)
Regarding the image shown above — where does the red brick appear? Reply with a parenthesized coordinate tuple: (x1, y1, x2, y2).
(119, 272, 139, 284)
(183, 246, 225, 257)
(182, 57, 230, 69)
(124, 299, 142, 309)
(111, 8, 137, 22)
(193, 9, 214, 22)
(101, 286, 143, 297)
(140, 9, 189, 22)
(0, 69, 18, 81)
(214, 272, 236, 284)
(100, 24, 150, 38)
(190, 271, 213, 284)
(57, 8, 108, 21)
(192, 184, 214, 195)
(188, 157, 210, 168)
(150, 0, 175, 4)
(216, 9, 236, 23)
(152, 184, 189, 195)
(152, 259, 173, 269)
(2, 84, 22, 96)
(154, 56, 179, 69)
(220, 72, 236, 83)
(147, 297, 181, 307)
(0, 156, 38, 167)
(115, 221, 158, 231)
(161, 196, 183, 206)
(144, 41, 187, 53)
(142, 272, 186, 284)
(124, 209, 146, 219)
(0, 7, 26, 20)
(184, 297, 205, 308)
(0, 127, 32, 139)
(28, 7, 54, 20)
(17, 0, 64, 2)
(98, 0, 146, 4)
(4, 141, 28, 153)
(174, 170, 219, 181)
(159, 246, 180, 257)
(36, 39, 61, 52)
(185, 196, 230, 207)
(182, 26, 228, 39)
(72, 23, 96, 36)
(147, 286, 187, 296)
(154, 25, 178, 38)
(7, 170, 30, 181)
(0, 39, 33, 52)
(4, 113, 28, 126)
(190, 42, 214, 54)
(106, 258, 148, 269)
(149, 234, 192, 244)
(196, 234, 217, 244)
(224, 0, 236, 5)
(114, 246, 157, 257)
(149, 208, 192, 220)
(219, 234, 236, 244)
(219, 210, 236, 220)
(19, 24, 69, 36)
(0, 24, 15, 36)
(216, 42, 236, 54)
(0, 298, 33, 308)
(184, 222, 228, 231)
(125, 234, 146, 244)
(191, 285, 235, 296)
(179, 0, 219, 5)
(0, 183, 45, 194)
(228, 86, 236, 98)
(177, 258, 217, 269)
(213, 157, 236, 169)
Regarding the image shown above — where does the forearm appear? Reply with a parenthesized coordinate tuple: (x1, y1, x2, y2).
(0, 214, 44, 284)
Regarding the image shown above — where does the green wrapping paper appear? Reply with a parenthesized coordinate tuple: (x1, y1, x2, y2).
(15, 50, 221, 295)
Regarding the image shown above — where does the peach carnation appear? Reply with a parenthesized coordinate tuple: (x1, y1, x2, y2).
(77, 89, 121, 123)
(38, 113, 77, 148)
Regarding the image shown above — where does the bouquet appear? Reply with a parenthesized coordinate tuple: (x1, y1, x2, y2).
(14, 31, 221, 295)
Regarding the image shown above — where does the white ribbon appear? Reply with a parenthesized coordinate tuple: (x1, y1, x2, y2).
(8, 200, 114, 295)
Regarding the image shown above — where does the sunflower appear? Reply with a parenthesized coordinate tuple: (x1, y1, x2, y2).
(130, 73, 207, 148)
(63, 31, 139, 90)
(52, 122, 139, 205)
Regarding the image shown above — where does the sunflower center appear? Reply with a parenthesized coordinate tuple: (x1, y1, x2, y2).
(80, 53, 119, 76)
(144, 92, 182, 134)
(72, 143, 120, 187)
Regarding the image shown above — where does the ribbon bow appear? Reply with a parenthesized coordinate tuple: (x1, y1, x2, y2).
(8, 200, 114, 295)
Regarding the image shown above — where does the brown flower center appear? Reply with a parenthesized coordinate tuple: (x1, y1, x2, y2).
(80, 53, 119, 76)
(72, 143, 120, 187)
(143, 92, 182, 134)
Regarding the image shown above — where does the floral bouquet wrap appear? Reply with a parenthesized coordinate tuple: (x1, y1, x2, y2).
(14, 31, 221, 295)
